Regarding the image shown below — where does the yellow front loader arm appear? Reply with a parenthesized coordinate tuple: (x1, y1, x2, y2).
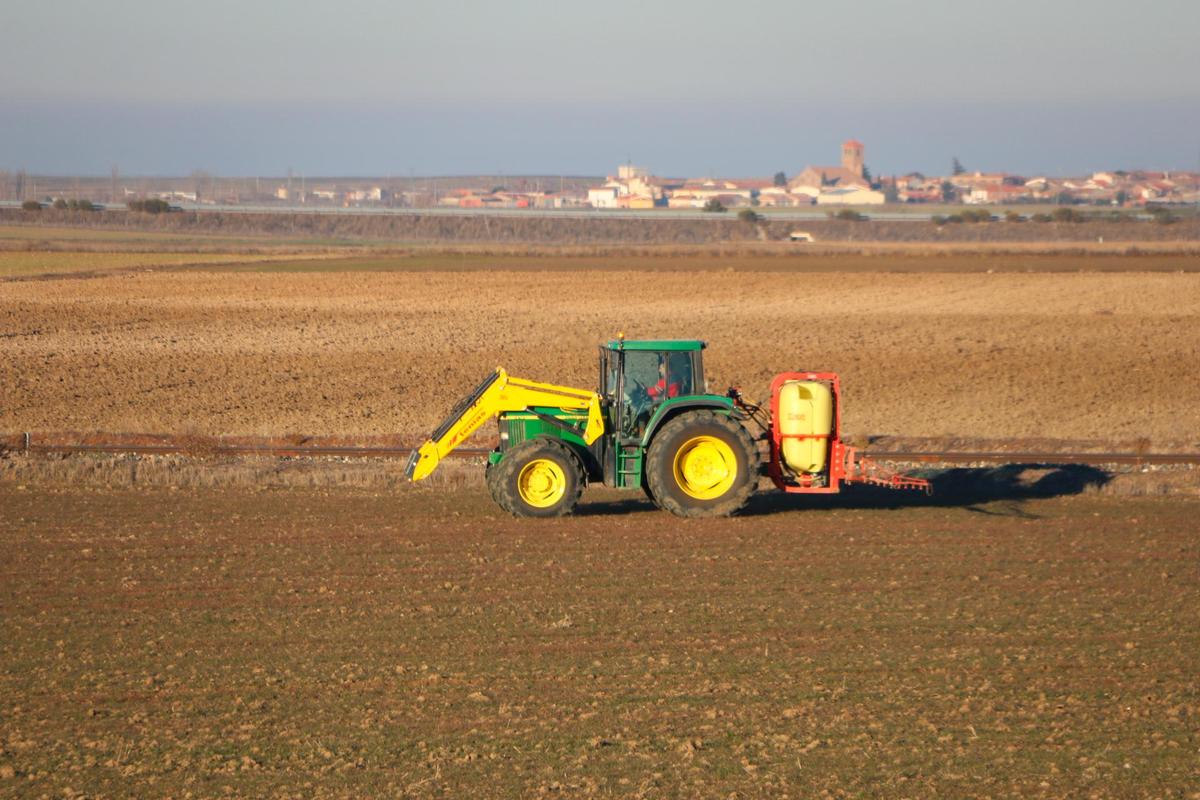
(405, 368, 605, 481)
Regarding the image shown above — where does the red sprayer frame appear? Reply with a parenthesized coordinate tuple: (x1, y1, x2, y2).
(767, 372, 931, 495)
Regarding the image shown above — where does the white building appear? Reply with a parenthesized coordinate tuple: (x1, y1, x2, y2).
(758, 186, 815, 207)
(587, 186, 619, 208)
(815, 186, 885, 205)
(347, 187, 385, 203)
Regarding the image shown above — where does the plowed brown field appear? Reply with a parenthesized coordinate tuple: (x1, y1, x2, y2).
(2, 267, 1199, 444)
(2, 485, 1198, 797)
(4, 242, 1200, 798)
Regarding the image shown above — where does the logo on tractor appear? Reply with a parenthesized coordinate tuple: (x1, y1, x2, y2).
(451, 409, 489, 446)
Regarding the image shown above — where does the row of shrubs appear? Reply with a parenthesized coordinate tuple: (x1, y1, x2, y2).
(21, 198, 105, 212)
(125, 198, 176, 213)
(18, 196, 1182, 227)
(21, 198, 179, 213)
(707, 202, 1181, 227)
(726, 205, 1178, 226)
(932, 207, 1178, 225)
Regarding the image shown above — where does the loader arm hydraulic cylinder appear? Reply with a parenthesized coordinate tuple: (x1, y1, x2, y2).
(405, 368, 605, 481)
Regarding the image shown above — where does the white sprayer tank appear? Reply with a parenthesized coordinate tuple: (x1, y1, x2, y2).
(778, 381, 833, 473)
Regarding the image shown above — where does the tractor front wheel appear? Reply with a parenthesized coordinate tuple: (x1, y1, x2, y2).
(487, 438, 585, 517)
(645, 410, 759, 518)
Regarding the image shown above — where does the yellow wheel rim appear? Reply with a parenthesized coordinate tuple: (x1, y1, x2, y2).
(672, 435, 737, 500)
(517, 458, 567, 508)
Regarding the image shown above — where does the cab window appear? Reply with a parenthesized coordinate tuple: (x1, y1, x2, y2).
(666, 351, 696, 396)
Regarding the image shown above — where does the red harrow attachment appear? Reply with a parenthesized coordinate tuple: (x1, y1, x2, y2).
(839, 445, 933, 493)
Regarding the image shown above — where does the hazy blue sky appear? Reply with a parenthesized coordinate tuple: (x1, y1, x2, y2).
(3, 0, 1198, 176)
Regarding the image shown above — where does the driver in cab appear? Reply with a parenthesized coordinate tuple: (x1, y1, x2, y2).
(646, 358, 681, 401)
(622, 355, 680, 437)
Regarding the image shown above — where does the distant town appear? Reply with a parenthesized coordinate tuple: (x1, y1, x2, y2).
(389, 141, 1200, 211)
(4, 140, 1199, 212)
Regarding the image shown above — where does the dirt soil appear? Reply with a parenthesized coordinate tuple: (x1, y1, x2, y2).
(2, 268, 1199, 444)
(1, 484, 1197, 797)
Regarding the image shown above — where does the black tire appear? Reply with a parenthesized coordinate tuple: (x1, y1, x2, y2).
(641, 472, 661, 509)
(645, 410, 759, 518)
(486, 438, 585, 518)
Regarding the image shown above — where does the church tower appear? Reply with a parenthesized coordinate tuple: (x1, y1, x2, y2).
(841, 139, 864, 178)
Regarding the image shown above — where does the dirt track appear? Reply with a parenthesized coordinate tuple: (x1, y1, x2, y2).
(2, 268, 1198, 444)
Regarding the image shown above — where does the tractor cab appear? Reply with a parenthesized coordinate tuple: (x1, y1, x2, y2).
(599, 338, 706, 441)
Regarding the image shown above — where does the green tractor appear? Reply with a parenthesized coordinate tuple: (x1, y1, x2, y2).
(406, 338, 928, 517)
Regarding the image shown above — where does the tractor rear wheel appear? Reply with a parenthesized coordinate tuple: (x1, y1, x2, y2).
(641, 473, 661, 509)
(487, 438, 585, 517)
(645, 410, 759, 518)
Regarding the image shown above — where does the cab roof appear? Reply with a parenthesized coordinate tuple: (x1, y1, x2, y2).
(604, 339, 705, 352)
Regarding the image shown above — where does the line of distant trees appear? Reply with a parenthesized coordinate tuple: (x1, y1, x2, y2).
(22, 199, 99, 211)
(21, 197, 182, 213)
(21, 198, 102, 211)
(929, 206, 1177, 225)
(126, 198, 175, 213)
(54, 198, 99, 211)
